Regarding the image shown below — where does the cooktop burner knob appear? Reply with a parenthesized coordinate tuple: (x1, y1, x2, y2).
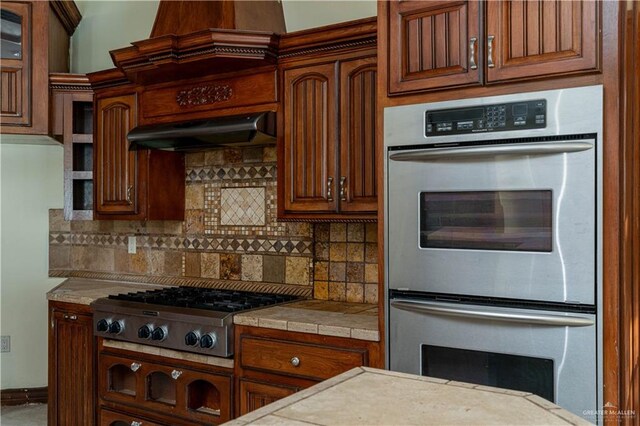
(200, 332, 217, 349)
(184, 331, 200, 347)
(108, 320, 124, 335)
(151, 326, 168, 341)
(138, 324, 153, 340)
(96, 319, 110, 332)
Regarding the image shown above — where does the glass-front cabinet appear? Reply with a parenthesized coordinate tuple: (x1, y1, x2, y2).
(0, 2, 30, 127)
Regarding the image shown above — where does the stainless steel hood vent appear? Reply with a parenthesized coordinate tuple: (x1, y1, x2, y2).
(128, 112, 276, 151)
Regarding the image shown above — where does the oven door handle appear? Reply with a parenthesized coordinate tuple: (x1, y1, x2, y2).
(390, 299, 594, 327)
(388, 141, 593, 162)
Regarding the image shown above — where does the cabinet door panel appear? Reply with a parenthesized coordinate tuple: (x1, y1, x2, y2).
(388, 0, 481, 94)
(0, 2, 30, 125)
(95, 94, 139, 216)
(239, 379, 298, 416)
(282, 63, 337, 213)
(51, 309, 94, 426)
(339, 56, 377, 213)
(486, 0, 600, 82)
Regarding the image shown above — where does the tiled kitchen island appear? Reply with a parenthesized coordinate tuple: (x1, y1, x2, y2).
(228, 367, 591, 425)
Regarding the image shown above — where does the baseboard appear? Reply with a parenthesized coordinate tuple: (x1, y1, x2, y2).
(0, 387, 48, 406)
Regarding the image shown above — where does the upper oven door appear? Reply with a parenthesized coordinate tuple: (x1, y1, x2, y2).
(387, 137, 596, 305)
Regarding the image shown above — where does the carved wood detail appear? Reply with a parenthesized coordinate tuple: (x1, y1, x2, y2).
(176, 84, 233, 107)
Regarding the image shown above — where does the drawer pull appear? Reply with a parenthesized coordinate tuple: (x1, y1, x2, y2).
(171, 369, 183, 380)
(131, 422, 142, 426)
(487, 35, 495, 68)
(327, 177, 334, 202)
(290, 356, 300, 367)
(339, 177, 347, 201)
(63, 314, 77, 320)
(130, 362, 141, 372)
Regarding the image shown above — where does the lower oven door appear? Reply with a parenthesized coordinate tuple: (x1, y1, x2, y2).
(386, 136, 596, 305)
(389, 297, 597, 421)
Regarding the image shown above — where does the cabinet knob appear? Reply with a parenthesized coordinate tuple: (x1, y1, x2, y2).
(171, 369, 183, 380)
(63, 314, 77, 320)
(487, 35, 495, 68)
(126, 185, 133, 204)
(130, 362, 141, 372)
(327, 177, 334, 202)
(469, 37, 478, 70)
(290, 356, 300, 367)
(131, 421, 142, 426)
(339, 177, 347, 201)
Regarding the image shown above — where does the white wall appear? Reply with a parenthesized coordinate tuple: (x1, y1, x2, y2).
(0, 142, 64, 389)
(71, 0, 377, 74)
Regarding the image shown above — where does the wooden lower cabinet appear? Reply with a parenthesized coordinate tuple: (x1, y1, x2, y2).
(234, 325, 382, 416)
(97, 341, 233, 425)
(99, 407, 166, 426)
(48, 301, 95, 426)
(239, 379, 299, 414)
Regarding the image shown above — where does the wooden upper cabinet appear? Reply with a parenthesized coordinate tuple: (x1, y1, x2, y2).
(282, 63, 338, 214)
(339, 56, 377, 213)
(1, 1, 80, 135)
(92, 87, 185, 221)
(95, 94, 139, 216)
(279, 56, 378, 220)
(486, 0, 600, 82)
(1, 2, 31, 127)
(388, 0, 482, 94)
(384, 0, 601, 95)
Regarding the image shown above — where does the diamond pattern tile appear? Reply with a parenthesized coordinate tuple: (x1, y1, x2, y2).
(220, 187, 266, 226)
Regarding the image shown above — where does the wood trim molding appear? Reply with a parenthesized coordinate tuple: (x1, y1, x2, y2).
(49, 73, 91, 91)
(618, 0, 640, 421)
(1, 387, 48, 406)
(49, 1, 82, 36)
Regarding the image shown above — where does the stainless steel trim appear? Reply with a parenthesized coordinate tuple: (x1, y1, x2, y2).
(327, 177, 334, 201)
(390, 299, 594, 327)
(487, 35, 495, 68)
(339, 177, 347, 201)
(389, 141, 593, 162)
(469, 37, 478, 70)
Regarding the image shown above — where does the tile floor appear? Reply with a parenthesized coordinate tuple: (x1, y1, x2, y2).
(0, 403, 47, 425)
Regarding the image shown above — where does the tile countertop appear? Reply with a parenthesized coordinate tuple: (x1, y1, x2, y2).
(46, 278, 166, 305)
(228, 367, 591, 426)
(233, 299, 379, 342)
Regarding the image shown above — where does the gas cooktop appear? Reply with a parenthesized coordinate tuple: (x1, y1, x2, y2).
(91, 286, 301, 358)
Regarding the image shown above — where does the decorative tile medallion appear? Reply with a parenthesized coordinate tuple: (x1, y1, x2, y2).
(220, 187, 266, 226)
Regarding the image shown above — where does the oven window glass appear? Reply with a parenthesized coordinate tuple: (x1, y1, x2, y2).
(422, 345, 554, 402)
(419, 190, 552, 252)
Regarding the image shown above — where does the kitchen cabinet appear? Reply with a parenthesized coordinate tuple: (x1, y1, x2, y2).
(48, 301, 95, 426)
(386, 0, 600, 95)
(234, 325, 379, 416)
(278, 18, 378, 220)
(92, 84, 184, 221)
(97, 342, 233, 425)
(50, 74, 94, 220)
(1, 1, 81, 135)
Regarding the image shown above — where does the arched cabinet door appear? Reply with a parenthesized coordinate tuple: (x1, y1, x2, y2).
(94, 93, 140, 217)
(339, 56, 377, 214)
(281, 63, 338, 214)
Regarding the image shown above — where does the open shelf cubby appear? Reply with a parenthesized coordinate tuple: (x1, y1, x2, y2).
(187, 379, 221, 416)
(109, 364, 136, 397)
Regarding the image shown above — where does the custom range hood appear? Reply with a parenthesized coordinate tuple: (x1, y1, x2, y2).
(128, 111, 276, 151)
(109, 0, 285, 85)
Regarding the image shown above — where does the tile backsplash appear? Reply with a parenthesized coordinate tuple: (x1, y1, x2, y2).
(49, 146, 378, 303)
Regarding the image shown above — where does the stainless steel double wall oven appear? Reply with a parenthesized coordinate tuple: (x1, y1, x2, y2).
(384, 86, 602, 422)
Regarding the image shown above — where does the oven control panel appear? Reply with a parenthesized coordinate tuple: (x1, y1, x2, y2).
(425, 99, 546, 136)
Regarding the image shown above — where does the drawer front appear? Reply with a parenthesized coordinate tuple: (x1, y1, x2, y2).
(240, 336, 367, 381)
(140, 70, 277, 123)
(99, 407, 167, 426)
